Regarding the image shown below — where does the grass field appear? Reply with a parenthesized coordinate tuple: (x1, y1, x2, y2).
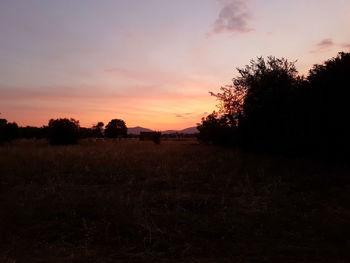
(1, 139, 350, 262)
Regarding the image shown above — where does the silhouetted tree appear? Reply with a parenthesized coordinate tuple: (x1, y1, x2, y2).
(92, 122, 104, 138)
(47, 118, 80, 145)
(202, 56, 302, 151)
(105, 119, 127, 138)
(237, 57, 303, 151)
(306, 52, 350, 156)
(0, 119, 19, 142)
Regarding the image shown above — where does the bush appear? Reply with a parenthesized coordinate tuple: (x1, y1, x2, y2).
(47, 118, 80, 145)
(152, 131, 161, 144)
(197, 113, 237, 146)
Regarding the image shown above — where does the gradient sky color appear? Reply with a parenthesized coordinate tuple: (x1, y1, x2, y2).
(1, 0, 349, 130)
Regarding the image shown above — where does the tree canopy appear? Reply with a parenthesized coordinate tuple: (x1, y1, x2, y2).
(48, 118, 80, 145)
(105, 119, 127, 138)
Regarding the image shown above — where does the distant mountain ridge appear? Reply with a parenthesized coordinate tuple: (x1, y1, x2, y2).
(162, 127, 198, 134)
(127, 126, 198, 135)
(127, 126, 153, 135)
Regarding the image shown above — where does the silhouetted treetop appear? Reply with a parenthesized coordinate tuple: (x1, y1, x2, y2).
(105, 119, 127, 138)
(48, 118, 80, 145)
(234, 56, 298, 88)
(210, 57, 300, 127)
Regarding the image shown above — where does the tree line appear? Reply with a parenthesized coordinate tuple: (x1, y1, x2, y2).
(0, 118, 127, 145)
(197, 52, 350, 158)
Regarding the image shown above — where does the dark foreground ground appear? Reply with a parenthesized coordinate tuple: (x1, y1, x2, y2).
(1, 139, 350, 262)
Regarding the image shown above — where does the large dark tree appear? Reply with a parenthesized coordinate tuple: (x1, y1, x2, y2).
(204, 56, 302, 151)
(47, 118, 80, 145)
(306, 52, 350, 155)
(239, 57, 303, 150)
(105, 119, 127, 138)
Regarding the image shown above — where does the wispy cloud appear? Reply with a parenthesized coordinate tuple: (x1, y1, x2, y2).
(311, 38, 350, 53)
(310, 38, 335, 53)
(174, 112, 194, 119)
(209, 0, 253, 36)
(316, 38, 334, 49)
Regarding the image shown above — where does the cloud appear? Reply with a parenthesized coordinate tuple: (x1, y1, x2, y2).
(311, 38, 350, 53)
(174, 112, 193, 119)
(316, 38, 334, 49)
(174, 112, 202, 119)
(310, 38, 335, 53)
(210, 0, 253, 35)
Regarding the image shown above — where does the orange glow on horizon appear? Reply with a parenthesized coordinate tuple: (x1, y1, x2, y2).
(1, 93, 217, 131)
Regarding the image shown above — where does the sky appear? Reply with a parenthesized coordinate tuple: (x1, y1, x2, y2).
(0, 0, 349, 130)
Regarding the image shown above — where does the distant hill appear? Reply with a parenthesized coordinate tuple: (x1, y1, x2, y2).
(162, 127, 199, 134)
(127, 126, 153, 135)
(179, 127, 199, 134)
(127, 126, 198, 135)
(128, 126, 198, 135)
(161, 130, 177, 135)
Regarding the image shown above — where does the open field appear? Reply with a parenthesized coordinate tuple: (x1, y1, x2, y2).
(1, 139, 350, 262)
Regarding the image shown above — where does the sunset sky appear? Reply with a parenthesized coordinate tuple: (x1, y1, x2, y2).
(1, 0, 349, 130)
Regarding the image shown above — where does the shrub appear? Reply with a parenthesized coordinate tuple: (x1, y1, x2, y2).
(197, 113, 237, 146)
(152, 131, 161, 144)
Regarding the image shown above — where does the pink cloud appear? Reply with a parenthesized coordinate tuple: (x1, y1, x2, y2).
(310, 38, 335, 53)
(316, 38, 334, 49)
(210, 0, 253, 36)
(311, 38, 350, 53)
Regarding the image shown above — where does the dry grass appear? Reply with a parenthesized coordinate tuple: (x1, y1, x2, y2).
(1, 139, 350, 262)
